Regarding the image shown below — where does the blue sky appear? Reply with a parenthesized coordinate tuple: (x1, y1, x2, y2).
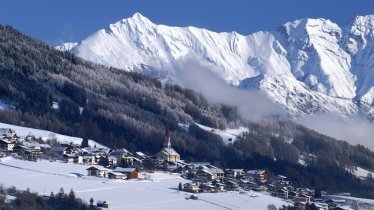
(0, 0, 373, 45)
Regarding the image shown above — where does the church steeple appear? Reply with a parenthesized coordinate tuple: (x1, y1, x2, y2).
(164, 126, 171, 148)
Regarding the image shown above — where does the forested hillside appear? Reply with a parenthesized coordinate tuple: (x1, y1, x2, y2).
(2, 25, 374, 198)
(0, 24, 238, 153)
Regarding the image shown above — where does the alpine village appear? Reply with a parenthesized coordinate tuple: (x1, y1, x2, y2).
(0, 125, 366, 210)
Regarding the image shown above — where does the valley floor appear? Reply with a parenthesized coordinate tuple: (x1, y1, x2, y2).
(0, 157, 289, 209)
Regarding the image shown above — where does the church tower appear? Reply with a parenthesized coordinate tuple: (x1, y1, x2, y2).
(164, 126, 171, 148)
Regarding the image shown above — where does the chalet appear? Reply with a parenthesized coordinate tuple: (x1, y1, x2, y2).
(288, 191, 298, 200)
(109, 149, 134, 166)
(225, 169, 245, 178)
(0, 128, 18, 141)
(200, 184, 215, 193)
(247, 170, 269, 183)
(175, 164, 191, 175)
(97, 155, 118, 167)
(214, 182, 225, 192)
(108, 172, 127, 179)
(82, 156, 96, 165)
(135, 151, 147, 160)
(63, 154, 83, 164)
(86, 166, 108, 178)
(237, 179, 256, 190)
(225, 180, 239, 191)
(113, 167, 138, 179)
(96, 200, 109, 208)
(50, 147, 69, 155)
(183, 182, 199, 193)
(155, 127, 180, 163)
(0, 139, 14, 151)
(276, 188, 289, 199)
(195, 167, 224, 182)
(293, 194, 311, 205)
(324, 199, 346, 209)
(39, 144, 51, 152)
(22, 142, 43, 158)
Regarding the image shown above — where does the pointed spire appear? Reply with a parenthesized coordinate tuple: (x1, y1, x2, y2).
(164, 125, 171, 148)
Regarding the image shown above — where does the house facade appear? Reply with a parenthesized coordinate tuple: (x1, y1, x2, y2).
(113, 167, 138, 179)
(0, 139, 14, 151)
(86, 166, 108, 178)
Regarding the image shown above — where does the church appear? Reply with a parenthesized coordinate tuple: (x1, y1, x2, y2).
(156, 126, 180, 163)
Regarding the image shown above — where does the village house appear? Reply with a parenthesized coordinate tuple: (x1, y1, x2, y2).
(86, 165, 108, 178)
(63, 154, 83, 164)
(247, 169, 269, 183)
(96, 200, 109, 208)
(200, 183, 215, 193)
(50, 146, 70, 155)
(275, 188, 289, 199)
(97, 155, 118, 168)
(195, 166, 224, 182)
(107, 171, 127, 180)
(0, 139, 15, 151)
(237, 179, 256, 190)
(0, 128, 18, 141)
(225, 180, 239, 191)
(183, 182, 199, 193)
(155, 127, 180, 163)
(135, 151, 147, 160)
(109, 149, 134, 166)
(213, 181, 225, 192)
(113, 167, 138, 179)
(225, 169, 245, 178)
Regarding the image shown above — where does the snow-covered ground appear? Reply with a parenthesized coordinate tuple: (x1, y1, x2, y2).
(0, 122, 107, 148)
(346, 167, 374, 180)
(0, 157, 289, 209)
(194, 123, 248, 144)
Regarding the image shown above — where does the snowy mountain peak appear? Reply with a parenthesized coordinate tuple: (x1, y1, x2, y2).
(55, 42, 78, 51)
(119, 12, 155, 27)
(58, 13, 374, 118)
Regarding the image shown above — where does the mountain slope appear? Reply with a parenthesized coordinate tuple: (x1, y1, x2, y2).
(5, 24, 374, 198)
(58, 13, 374, 118)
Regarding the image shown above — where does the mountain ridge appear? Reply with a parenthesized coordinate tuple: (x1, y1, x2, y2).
(57, 13, 374, 118)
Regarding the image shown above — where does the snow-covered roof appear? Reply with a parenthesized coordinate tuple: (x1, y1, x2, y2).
(136, 151, 146, 157)
(108, 171, 125, 176)
(0, 139, 14, 144)
(86, 165, 108, 171)
(226, 169, 244, 172)
(113, 167, 136, 173)
(161, 148, 179, 156)
(247, 170, 267, 175)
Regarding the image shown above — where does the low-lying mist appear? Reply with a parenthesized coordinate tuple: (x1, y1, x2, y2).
(297, 113, 374, 150)
(173, 56, 374, 150)
(173, 56, 286, 121)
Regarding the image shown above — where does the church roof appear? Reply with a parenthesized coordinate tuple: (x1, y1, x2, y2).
(161, 148, 179, 156)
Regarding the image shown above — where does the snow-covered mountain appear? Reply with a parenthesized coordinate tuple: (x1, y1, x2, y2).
(57, 13, 374, 118)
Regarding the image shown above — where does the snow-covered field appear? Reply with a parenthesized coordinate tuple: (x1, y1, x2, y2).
(0, 157, 289, 209)
(193, 123, 248, 144)
(0, 122, 107, 148)
(346, 167, 374, 180)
